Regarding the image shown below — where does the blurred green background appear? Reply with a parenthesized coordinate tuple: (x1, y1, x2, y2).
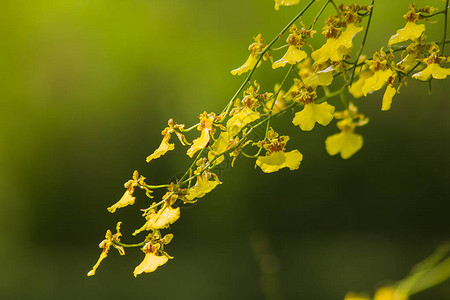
(1, 0, 449, 299)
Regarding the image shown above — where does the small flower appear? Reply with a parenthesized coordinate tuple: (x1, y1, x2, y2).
(108, 171, 153, 213)
(231, 34, 271, 76)
(255, 128, 303, 173)
(274, 0, 300, 11)
(185, 158, 222, 201)
(187, 112, 221, 158)
(412, 53, 450, 81)
(292, 102, 335, 131)
(147, 119, 189, 163)
(87, 222, 125, 276)
(133, 241, 172, 277)
(208, 131, 232, 165)
(388, 22, 425, 45)
(361, 50, 394, 96)
(227, 107, 261, 137)
(133, 204, 180, 235)
(348, 70, 371, 98)
(325, 103, 369, 159)
(272, 24, 313, 69)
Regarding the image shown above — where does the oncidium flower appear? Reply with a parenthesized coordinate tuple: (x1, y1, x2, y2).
(388, 4, 435, 45)
(273, 24, 314, 69)
(133, 234, 173, 277)
(133, 202, 180, 236)
(185, 158, 222, 201)
(361, 50, 394, 96)
(325, 103, 369, 159)
(274, 0, 299, 11)
(231, 34, 271, 76)
(291, 81, 335, 131)
(187, 112, 222, 158)
(255, 128, 303, 173)
(87, 222, 125, 276)
(147, 119, 189, 163)
(412, 52, 450, 81)
(108, 171, 153, 213)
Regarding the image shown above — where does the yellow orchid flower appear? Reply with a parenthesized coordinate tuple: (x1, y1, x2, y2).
(273, 24, 314, 69)
(231, 34, 270, 76)
(388, 22, 425, 45)
(133, 204, 180, 235)
(381, 83, 397, 111)
(133, 242, 171, 277)
(185, 172, 221, 201)
(87, 222, 125, 276)
(292, 102, 335, 131)
(227, 107, 261, 137)
(108, 171, 152, 213)
(361, 68, 393, 96)
(412, 53, 450, 81)
(348, 71, 372, 98)
(302, 66, 334, 87)
(208, 131, 232, 165)
(187, 112, 217, 158)
(274, 0, 300, 11)
(147, 119, 189, 163)
(273, 45, 307, 69)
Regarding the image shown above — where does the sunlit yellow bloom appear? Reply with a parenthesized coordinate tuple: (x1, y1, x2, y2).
(256, 150, 303, 173)
(227, 107, 260, 137)
(312, 24, 362, 64)
(302, 66, 334, 87)
(187, 112, 217, 158)
(326, 128, 363, 159)
(412, 62, 450, 81)
(88, 222, 125, 276)
(292, 102, 335, 131)
(231, 34, 270, 76)
(374, 286, 408, 300)
(108, 171, 152, 213)
(343, 292, 370, 300)
(134, 252, 168, 277)
(274, 0, 300, 10)
(185, 173, 220, 201)
(147, 119, 189, 163)
(273, 45, 307, 69)
(348, 71, 372, 98)
(382, 84, 397, 111)
(208, 132, 232, 165)
(388, 22, 425, 45)
(361, 69, 393, 96)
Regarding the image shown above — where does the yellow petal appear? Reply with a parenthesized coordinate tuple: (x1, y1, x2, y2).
(312, 38, 349, 64)
(272, 45, 307, 69)
(146, 206, 180, 230)
(349, 71, 372, 98)
(256, 150, 303, 173)
(274, 0, 300, 10)
(87, 251, 107, 276)
(388, 22, 425, 45)
(382, 84, 396, 111)
(361, 69, 393, 96)
(133, 253, 169, 277)
(208, 132, 231, 165)
(185, 176, 220, 201)
(412, 63, 450, 81)
(325, 131, 363, 159)
(374, 286, 407, 300)
(146, 136, 175, 163)
(302, 66, 334, 87)
(343, 292, 370, 300)
(335, 23, 363, 50)
(107, 189, 135, 213)
(227, 107, 260, 137)
(292, 102, 335, 131)
(231, 54, 260, 76)
(186, 129, 210, 158)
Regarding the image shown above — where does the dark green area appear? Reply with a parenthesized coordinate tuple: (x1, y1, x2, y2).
(1, 0, 449, 299)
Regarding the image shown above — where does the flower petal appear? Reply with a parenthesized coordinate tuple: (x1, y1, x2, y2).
(325, 131, 363, 159)
(133, 253, 169, 277)
(381, 84, 396, 111)
(231, 54, 260, 76)
(256, 150, 303, 173)
(361, 69, 393, 96)
(292, 102, 335, 131)
(146, 136, 175, 163)
(272, 45, 307, 69)
(107, 189, 135, 213)
(388, 22, 425, 45)
(274, 0, 300, 10)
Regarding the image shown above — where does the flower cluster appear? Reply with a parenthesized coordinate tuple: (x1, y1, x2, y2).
(89, 0, 450, 277)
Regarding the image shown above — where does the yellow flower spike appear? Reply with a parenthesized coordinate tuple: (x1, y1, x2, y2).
(208, 131, 232, 165)
(349, 71, 372, 98)
(292, 102, 335, 131)
(146, 135, 175, 163)
(374, 286, 408, 300)
(256, 150, 303, 173)
(412, 63, 450, 81)
(133, 243, 170, 277)
(302, 66, 334, 87)
(227, 107, 261, 137)
(274, 0, 300, 11)
(272, 45, 308, 69)
(388, 22, 425, 45)
(343, 292, 370, 300)
(335, 23, 363, 50)
(325, 130, 363, 159)
(382, 83, 397, 111)
(88, 223, 125, 276)
(361, 68, 393, 96)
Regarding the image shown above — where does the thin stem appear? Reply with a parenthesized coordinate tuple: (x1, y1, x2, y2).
(309, 0, 331, 30)
(222, 0, 318, 117)
(441, 0, 449, 54)
(145, 184, 170, 189)
(349, 0, 374, 87)
(112, 241, 146, 248)
(183, 123, 200, 132)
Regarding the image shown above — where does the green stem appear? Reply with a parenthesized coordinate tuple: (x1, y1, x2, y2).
(309, 0, 331, 30)
(145, 184, 170, 189)
(441, 0, 449, 54)
(112, 241, 146, 248)
(349, 0, 374, 87)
